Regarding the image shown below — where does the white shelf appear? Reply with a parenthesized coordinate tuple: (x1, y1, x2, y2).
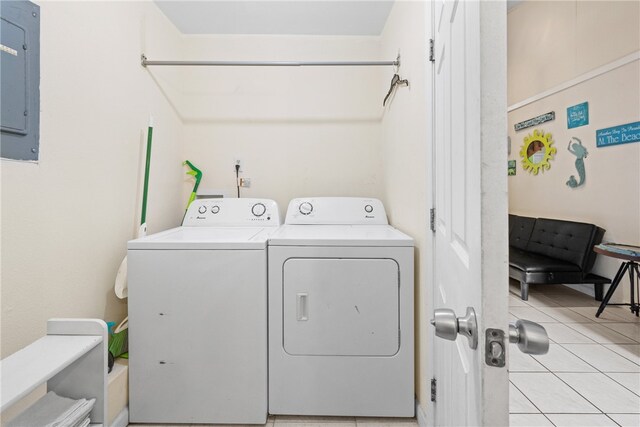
(0, 335, 101, 411)
(0, 319, 109, 425)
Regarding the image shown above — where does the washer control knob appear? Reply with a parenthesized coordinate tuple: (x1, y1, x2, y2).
(364, 204, 374, 213)
(299, 202, 313, 215)
(251, 203, 266, 217)
(211, 205, 220, 214)
(198, 205, 207, 214)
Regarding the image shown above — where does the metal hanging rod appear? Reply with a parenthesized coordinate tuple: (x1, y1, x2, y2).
(140, 54, 400, 68)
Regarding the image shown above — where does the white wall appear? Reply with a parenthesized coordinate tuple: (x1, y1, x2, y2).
(380, 0, 430, 415)
(1, 1, 185, 358)
(508, 0, 640, 105)
(179, 35, 385, 212)
(508, 1, 640, 301)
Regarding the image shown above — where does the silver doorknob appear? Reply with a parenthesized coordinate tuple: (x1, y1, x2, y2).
(509, 319, 549, 355)
(430, 307, 478, 350)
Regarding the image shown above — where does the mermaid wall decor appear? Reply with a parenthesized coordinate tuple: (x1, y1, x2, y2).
(566, 137, 588, 188)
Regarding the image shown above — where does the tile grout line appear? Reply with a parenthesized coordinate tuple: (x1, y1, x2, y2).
(600, 371, 640, 398)
(545, 350, 607, 415)
(598, 322, 640, 343)
(561, 321, 633, 345)
(508, 379, 546, 416)
(560, 342, 640, 368)
(602, 343, 640, 365)
(549, 307, 629, 416)
(554, 341, 614, 373)
(605, 413, 624, 427)
(509, 285, 640, 420)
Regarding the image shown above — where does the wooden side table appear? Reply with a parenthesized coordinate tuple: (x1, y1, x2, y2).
(594, 244, 640, 318)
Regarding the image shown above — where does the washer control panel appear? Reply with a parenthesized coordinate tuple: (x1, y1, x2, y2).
(285, 197, 388, 225)
(183, 198, 280, 226)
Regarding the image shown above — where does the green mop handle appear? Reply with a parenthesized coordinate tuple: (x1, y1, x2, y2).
(183, 160, 202, 209)
(140, 117, 154, 229)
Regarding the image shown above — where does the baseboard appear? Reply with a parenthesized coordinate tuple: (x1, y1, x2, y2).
(111, 407, 128, 427)
(415, 400, 428, 427)
(564, 283, 595, 298)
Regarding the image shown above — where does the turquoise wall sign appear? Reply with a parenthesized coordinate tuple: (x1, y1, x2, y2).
(567, 102, 589, 129)
(596, 121, 640, 148)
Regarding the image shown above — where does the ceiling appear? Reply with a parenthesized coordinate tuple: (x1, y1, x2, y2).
(154, 1, 396, 36)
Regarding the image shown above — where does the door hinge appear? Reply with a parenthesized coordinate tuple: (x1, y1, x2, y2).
(429, 208, 436, 232)
(431, 378, 437, 402)
(429, 39, 435, 62)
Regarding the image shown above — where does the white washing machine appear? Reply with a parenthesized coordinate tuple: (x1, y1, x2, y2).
(268, 197, 414, 417)
(127, 198, 280, 424)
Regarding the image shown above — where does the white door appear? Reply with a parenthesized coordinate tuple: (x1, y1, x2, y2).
(430, 0, 509, 425)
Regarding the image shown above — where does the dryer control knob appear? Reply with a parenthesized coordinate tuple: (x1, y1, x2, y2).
(198, 205, 207, 214)
(299, 202, 313, 215)
(211, 205, 220, 214)
(252, 203, 266, 217)
(364, 204, 373, 213)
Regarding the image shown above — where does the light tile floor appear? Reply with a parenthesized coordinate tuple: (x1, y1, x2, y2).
(129, 416, 418, 427)
(509, 281, 640, 427)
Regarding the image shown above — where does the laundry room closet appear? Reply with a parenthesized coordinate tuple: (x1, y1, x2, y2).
(170, 2, 431, 411)
(2, 0, 432, 421)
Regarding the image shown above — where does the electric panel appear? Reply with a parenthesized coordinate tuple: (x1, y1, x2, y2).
(1, 0, 40, 161)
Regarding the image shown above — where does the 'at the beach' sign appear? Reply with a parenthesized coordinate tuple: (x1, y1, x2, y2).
(596, 121, 640, 148)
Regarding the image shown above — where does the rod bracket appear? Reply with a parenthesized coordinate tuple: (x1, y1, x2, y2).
(141, 54, 148, 68)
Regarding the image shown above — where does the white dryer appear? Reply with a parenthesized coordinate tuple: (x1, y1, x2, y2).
(127, 198, 279, 424)
(268, 197, 414, 417)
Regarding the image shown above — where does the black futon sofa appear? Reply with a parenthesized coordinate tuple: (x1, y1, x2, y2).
(509, 215, 610, 301)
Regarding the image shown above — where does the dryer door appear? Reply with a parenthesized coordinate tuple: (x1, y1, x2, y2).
(283, 258, 399, 356)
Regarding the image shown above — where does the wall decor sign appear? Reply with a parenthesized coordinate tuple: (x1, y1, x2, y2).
(566, 137, 588, 188)
(596, 121, 640, 148)
(508, 160, 516, 176)
(567, 102, 589, 129)
(514, 112, 555, 132)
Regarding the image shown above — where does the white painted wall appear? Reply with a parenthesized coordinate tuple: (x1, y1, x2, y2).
(1, 1, 185, 358)
(508, 1, 640, 302)
(380, 0, 430, 415)
(508, 0, 640, 105)
(180, 35, 385, 211)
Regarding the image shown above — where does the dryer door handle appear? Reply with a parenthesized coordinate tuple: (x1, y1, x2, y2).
(296, 293, 309, 321)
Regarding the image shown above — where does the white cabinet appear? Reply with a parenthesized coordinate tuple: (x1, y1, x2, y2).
(0, 319, 108, 426)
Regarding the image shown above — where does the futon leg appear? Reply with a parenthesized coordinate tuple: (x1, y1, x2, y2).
(594, 283, 604, 301)
(520, 282, 529, 301)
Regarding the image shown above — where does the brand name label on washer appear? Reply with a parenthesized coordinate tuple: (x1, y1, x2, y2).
(0, 44, 18, 56)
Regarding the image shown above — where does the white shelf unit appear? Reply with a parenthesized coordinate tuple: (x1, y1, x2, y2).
(0, 318, 108, 426)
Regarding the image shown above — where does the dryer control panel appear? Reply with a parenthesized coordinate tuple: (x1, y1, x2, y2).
(285, 197, 388, 225)
(183, 198, 280, 227)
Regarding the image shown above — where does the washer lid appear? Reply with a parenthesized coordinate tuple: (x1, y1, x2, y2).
(128, 226, 274, 250)
(268, 224, 414, 247)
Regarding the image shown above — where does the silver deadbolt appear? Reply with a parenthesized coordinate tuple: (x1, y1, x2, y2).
(509, 319, 549, 355)
(430, 307, 478, 349)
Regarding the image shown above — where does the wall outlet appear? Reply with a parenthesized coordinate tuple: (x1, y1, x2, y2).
(239, 178, 251, 188)
(234, 159, 243, 173)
